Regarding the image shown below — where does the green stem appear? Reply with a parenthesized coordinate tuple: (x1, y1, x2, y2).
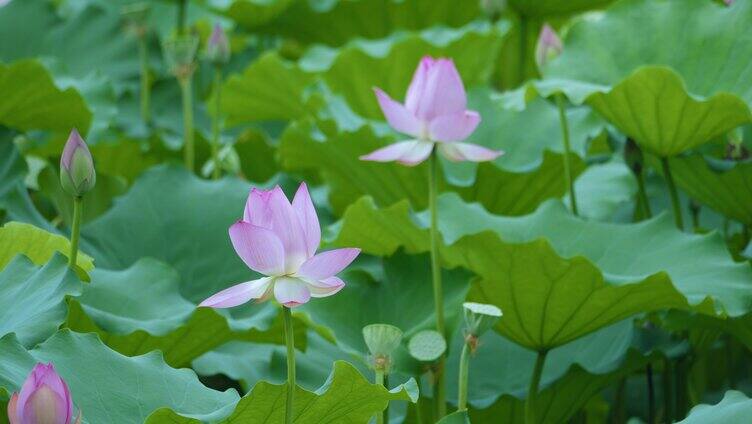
(68, 197, 83, 268)
(138, 35, 151, 125)
(375, 370, 386, 424)
(427, 149, 446, 419)
(661, 157, 683, 230)
(211, 66, 223, 179)
(636, 170, 652, 218)
(283, 307, 296, 424)
(457, 343, 471, 411)
(179, 76, 194, 172)
(664, 358, 674, 423)
(647, 363, 655, 424)
(556, 93, 578, 216)
(177, 0, 187, 35)
(525, 351, 547, 424)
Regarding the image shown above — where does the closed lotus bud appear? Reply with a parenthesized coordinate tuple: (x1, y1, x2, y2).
(535, 23, 563, 69)
(206, 23, 230, 65)
(363, 324, 403, 373)
(60, 129, 96, 197)
(7, 363, 82, 424)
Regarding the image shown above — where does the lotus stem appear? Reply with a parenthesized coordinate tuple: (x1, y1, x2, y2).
(138, 34, 151, 125)
(177, 0, 187, 35)
(664, 358, 674, 423)
(636, 169, 652, 218)
(661, 157, 683, 230)
(375, 369, 386, 424)
(457, 342, 471, 411)
(427, 149, 446, 418)
(211, 65, 223, 179)
(555, 93, 578, 216)
(68, 196, 83, 268)
(647, 363, 655, 424)
(179, 76, 194, 172)
(525, 350, 548, 424)
(283, 306, 296, 424)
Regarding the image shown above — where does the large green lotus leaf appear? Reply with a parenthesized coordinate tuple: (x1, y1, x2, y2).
(0, 60, 91, 133)
(0, 222, 94, 272)
(0, 255, 81, 347)
(0, 330, 239, 423)
(194, 331, 355, 391)
(566, 160, 637, 222)
(147, 361, 417, 423)
(508, 0, 614, 17)
(0, 143, 56, 232)
(279, 119, 583, 216)
(469, 349, 654, 423)
(0, 0, 139, 82)
(331, 195, 751, 349)
(538, 0, 752, 156)
(37, 166, 128, 226)
(302, 21, 508, 119)
(81, 165, 252, 302)
(66, 258, 305, 368)
(222, 52, 316, 124)
(667, 155, 752, 226)
(677, 391, 752, 424)
(446, 321, 635, 408)
(221, 0, 480, 45)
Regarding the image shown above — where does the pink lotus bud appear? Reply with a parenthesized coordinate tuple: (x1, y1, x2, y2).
(60, 129, 96, 197)
(535, 23, 563, 69)
(206, 23, 230, 65)
(7, 363, 80, 424)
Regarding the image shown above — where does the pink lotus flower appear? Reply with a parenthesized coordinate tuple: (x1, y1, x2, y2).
(200, 183, 360, 308)
(360, 56, 502, 166)
(7, 363, 81, 424)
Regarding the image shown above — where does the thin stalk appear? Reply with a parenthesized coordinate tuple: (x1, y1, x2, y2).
(647, 363, 655, 424)
(525, 351, 548, 424)
(555, 93, 578, 215)
(68, 197, 83, 268)
(138, 34, 151, 125)
(375, 370, 386, 424)
(179, 76, 195, 172)
(457, 343, 471, 411)
(177, 0, 187, 35)
(636, 171, 652, 218)
(211, 65, 223, 179)
(427, 149, 446, 418)
(661, 157, 683, 230)
(283, 307, 296, 424)
(664, 358, 674, 423)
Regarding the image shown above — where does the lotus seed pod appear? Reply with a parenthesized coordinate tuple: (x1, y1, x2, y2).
(408, 330, 446, 362)
(163, 34, 199, 78)
(463, 302, 502, 337)
(363, 324, 403, 357)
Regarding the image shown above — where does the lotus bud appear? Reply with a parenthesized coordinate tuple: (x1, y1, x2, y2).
(535, 23, 563, 69)
(163, 34, 199, 79)
(407, 330, 446, 362)
(206, 23, 230, 65)
(60, 129, 96, 198)
(463, 302, 502, 341)
(7, 363, 82, 424)
(363, 324, 403, 373)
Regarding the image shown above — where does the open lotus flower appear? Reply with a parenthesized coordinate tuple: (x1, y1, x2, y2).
(360, 56, 503, 166)
(200, 183, 360, 308)
(7, 363, 81, 424)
